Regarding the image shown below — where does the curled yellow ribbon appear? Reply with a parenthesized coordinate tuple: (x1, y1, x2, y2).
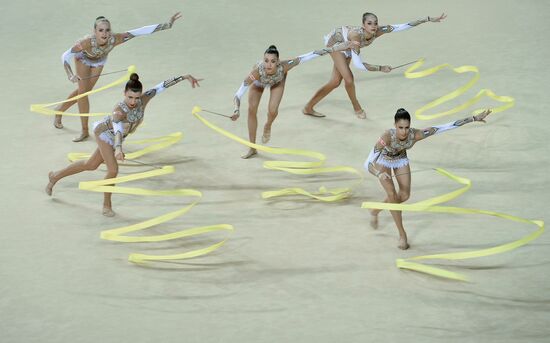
(30, 65, 137, 117)
(67, 132, 183, 162)
(404, 59, 515, 120)
(32, 65, 233, 263)
(192, 106, 363, 202)
(69, 132, 233, 263)
(79, 165, 234, 263)
(361, 168, 544, 281)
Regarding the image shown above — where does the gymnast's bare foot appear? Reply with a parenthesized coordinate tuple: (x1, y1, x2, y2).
(102, 207, 116, 217)
(45, 171, 56, 196)
(398, 237, 410, 250)
(73, 130, 89, 142)
(241, 148, 257, 159)
(53, 115, 63, 129)
(369, 210, 379, 229)
(355, 108, 367, 119)
(302, 107, 326, 118)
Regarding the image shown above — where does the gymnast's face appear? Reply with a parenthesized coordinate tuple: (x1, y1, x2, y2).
(362, 15, 378, 35)
(263, 53, 279, 75)
(94, 21, 112, 45)
(394, 119, 411, 140)
(124, 90, 142, 109)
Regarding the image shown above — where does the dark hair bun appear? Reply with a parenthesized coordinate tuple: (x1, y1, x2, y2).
(264, 45, 280, 58)
(129, 73, 139, 81)
(394, 108, 411, 123)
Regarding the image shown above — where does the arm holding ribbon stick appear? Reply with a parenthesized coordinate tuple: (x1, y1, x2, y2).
(363, 108, 491, 250)
(45, 71, 200, 217)
(61, 41, 85, 84)
(283, 40, 360, 72)
(303, 12, 446, 120)
(231, 69, 258, 122)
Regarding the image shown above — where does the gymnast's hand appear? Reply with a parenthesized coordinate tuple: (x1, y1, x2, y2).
(343, 41, 360, 50)
(69, 74, 81, 83)
(169, 12, 183, 26)
(474, 109, 492, 123)
(378, 171, 391, 180)
(429, 13, 447, 23)
(231, 109, 240, 121)
(184, 75, 202, 88)
(380, 65, 392, 73)
(115, 148, 125, 161)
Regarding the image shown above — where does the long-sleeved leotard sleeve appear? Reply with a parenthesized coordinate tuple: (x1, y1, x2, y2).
(125, 21, 174, 39)
(416, 116, 477, 141)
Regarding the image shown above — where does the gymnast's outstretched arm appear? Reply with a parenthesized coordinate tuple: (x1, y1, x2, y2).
(114, 12, 182, 45)
(414, 109, 492, 142)
(141, 74, 201, 107)
(376, 13, 447, 37)
(282, 41, 360, 72)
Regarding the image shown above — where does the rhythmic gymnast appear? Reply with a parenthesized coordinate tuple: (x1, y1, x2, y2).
(54, 13, 182, 142)
(365, 108, 491, 249)
(303, 12, 446, 119)
(46, 72, 201, 217)
(231, 43, 357, 159)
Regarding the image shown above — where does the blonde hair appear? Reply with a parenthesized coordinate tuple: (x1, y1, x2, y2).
(94, 16, 110, 29)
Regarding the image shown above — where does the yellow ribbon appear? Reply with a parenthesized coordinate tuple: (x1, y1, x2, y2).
(361, 168, 544, 281)
(78, 165, 234, 263)
(67, 132, 183, 162)
(192, 106, 363, 202)
(404, 59, 515, 120)
(71, 132, 233, 263)
(360, 59, 535, 281)
(30, 65, 137, 117)
(32, 65, 234, 263)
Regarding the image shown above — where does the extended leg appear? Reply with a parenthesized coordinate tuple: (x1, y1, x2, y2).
(242, 85, 263, 159)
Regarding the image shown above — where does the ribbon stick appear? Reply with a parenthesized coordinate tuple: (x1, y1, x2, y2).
(30, 65, 137, 117)
(392, 60, 419, 70)
(80, 68, 128, 80)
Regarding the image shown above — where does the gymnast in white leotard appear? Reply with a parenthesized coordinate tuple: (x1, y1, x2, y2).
(303, 11, 447, 119)
(231, 42, 357, 159)
(54, 12, 182, 142)
(46, 72, 201, 217)
(365, 107, 492, 250)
